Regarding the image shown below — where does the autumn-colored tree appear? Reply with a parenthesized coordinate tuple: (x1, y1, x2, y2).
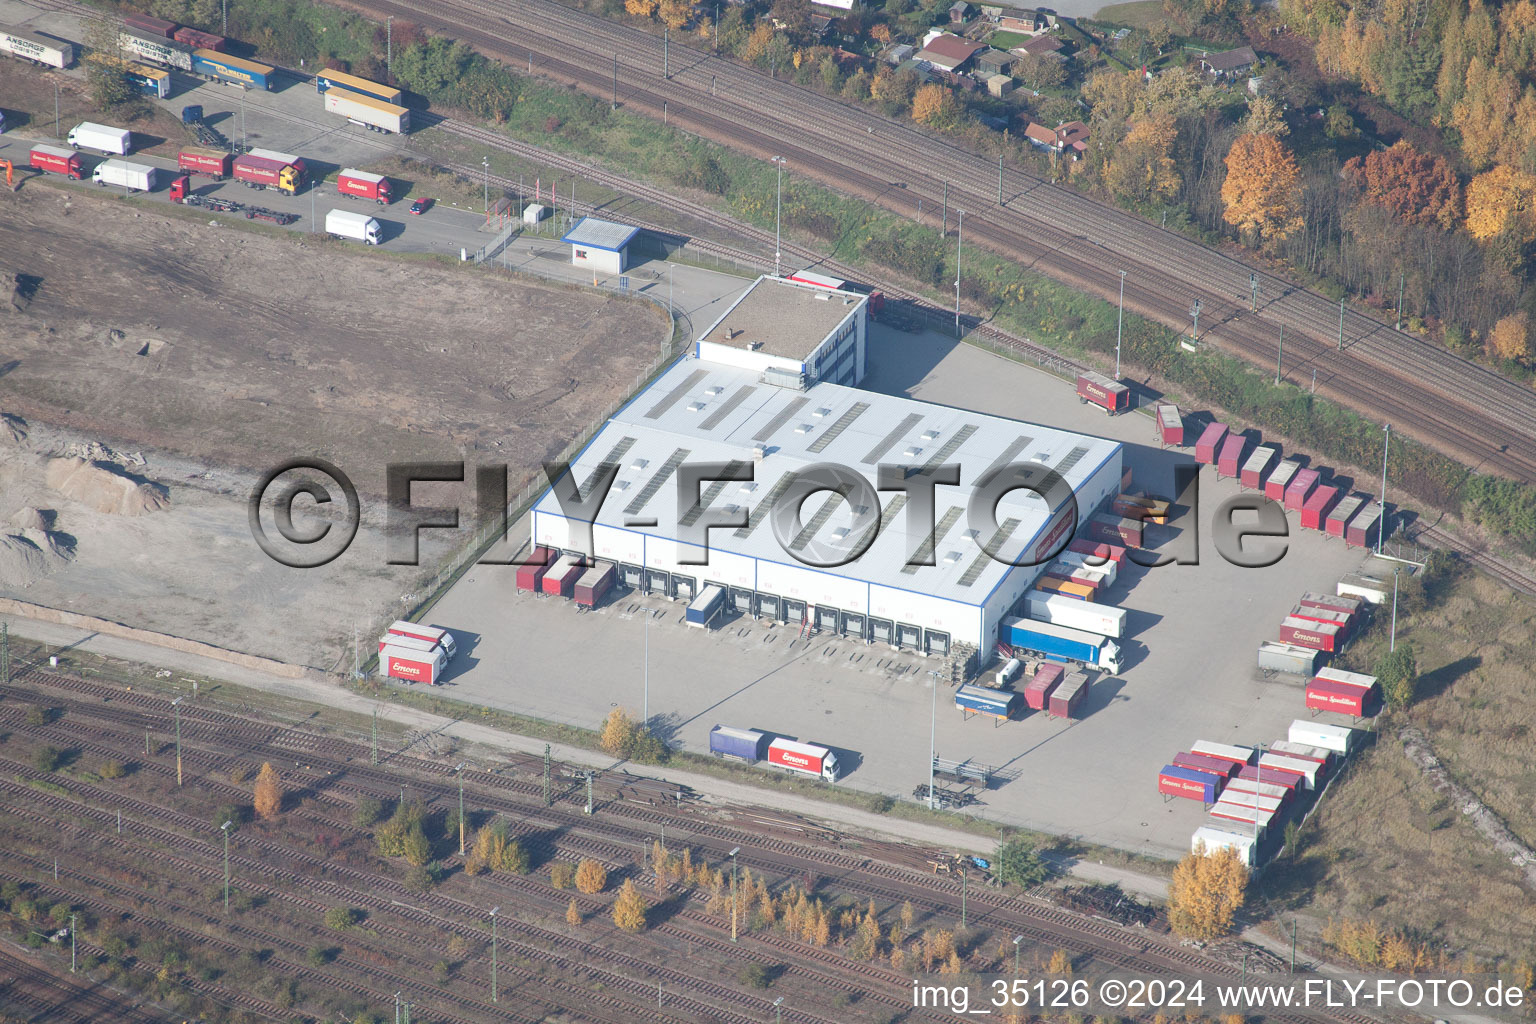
(743, 22, 777, 62)
(1047, 948, 1073, 974)
(1342, 141, 1462, 228)
(574, 858, 608, 894)
(612, 879, 649, 932)
(600, 708, 635, 756)
(624, 0, 658, 15)
(566, 898, 582, 927)
(1488, 312, 1531, 362)
(1222, 134, 1304, 250)
(911, 83, 960, 128)
(464, 821, 528, 874)
(253, 763, 283, 821)
(870, 22, 891, 43)
(1466, 165, 1536, 243)
(1242, 95, 1288, 137)
(1168, 844, 1249, 940)
(657, 0, 691, 28)
(1014, 52, 1066, 90)
(1106, 113, 1180, 202)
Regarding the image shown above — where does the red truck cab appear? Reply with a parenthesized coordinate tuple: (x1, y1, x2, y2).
(169, 174, 191, 203)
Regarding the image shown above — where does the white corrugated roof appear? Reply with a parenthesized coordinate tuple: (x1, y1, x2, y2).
(561, 216, 641, 252)
(533, 355, 1121, 605)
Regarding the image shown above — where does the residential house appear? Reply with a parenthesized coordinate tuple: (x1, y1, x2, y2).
(974, 47, 1015, 75)
(917, 32, 988, 71)
(1013, 33, 1065, 57)
(1199, 45, 1258, 77)
(1019, 118, 1091, 159)
(997, 9, 1052, 34)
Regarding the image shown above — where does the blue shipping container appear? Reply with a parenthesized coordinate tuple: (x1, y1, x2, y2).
(191, 50, 272, 90)
(709, 725, 766, 761)
(1003, 616, 1121, 673)
(1159, 764, 1219, 803)
(686, 585, 726, 628)
(954, 685, 1018, 718)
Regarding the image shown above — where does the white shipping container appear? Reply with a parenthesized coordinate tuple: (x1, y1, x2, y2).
(324, 87, 409, 133)
(1224, 778, 1291, 802)
(1, 26, 75, 68)
(1192, 825, 1256, 866)
(69, 121, 131, 154)
(523, 203, 550, 224)
(1258, 752, 1321, 789)
(1257, 641, 1320, 675)
(91, 159, 157, 191)
(1190, 740, 1255, 765)
(1314, 666, 1377, 691)
(1054, 550, 1118, 585)
(1272, 740, 1331, 763)
(1337, 573, 1388, 605)
(325, 208, 381, 244)
(1287, 719, 1355, 754)
(1024, 591, 1125, 638)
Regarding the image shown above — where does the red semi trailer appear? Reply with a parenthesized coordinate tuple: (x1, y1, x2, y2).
(1047, 672, 1088, 718)
(515, 547, 553, 591)
(1155, 403, 1183, 446)
(1326, 495, 1366, 539)
(541, 553, 584, 597)
(1240, 445, 1278, 490)
(124, 12, 176, 36)
(380, 641, 447, 685)
(29, 144, 85, 179)
(173, 26, 225, 50)
(1280, 615, 1342, 652)
(1300, 485, 1341, 530)
(1238, 764, 1300, 792)
(1346, 503, 1383, 548)
(1216, 434, 1246, 479)
(1290, 605, 1352, 637)
(1194, 421, 1228, 465)
(1285, 468, 1321, 511)
(1067, 538, 1125, 564)
(1076, 371, 1130, 414)
(178, 147, 232, 179)
(1265, 458, 1299, 502)
(1173, 751, 1239, 780)
(574, 563, 615, 607)
(1023, 663, 1063, 711)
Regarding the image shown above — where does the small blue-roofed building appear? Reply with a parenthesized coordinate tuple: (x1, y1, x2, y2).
(562, 216, 642, 274)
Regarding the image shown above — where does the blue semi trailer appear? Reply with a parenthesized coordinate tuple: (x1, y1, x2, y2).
(709, 725, 767, 763)
(954, 684, 1019, 721)
(1003, 616, 1122, 674)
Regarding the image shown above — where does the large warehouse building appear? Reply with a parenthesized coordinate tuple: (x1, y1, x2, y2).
(529, 276, 1123, 656)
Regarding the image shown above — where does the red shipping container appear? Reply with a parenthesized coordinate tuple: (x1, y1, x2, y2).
(1048, 674, 1088, 718)
(1326, 495, 1365, 538)
(1238, 764, 1300, 790)
(1159, 766, 1219, 803)
(178, 147, 232, 179)
(1225, 777, 1293, 804)
(381, 644, 445, 686)
(1300, 485, 1340, 531)
(1240, 445, 1278, 490)
(515, 547, 552, 591)
(1089, 513, 1142, 546)
(1300, 592, 1361, 616)
(1076, 371, 1130, 413)
(174, 26, 225, 50)
(1189, 740, 1255, 766)
(1285, 468, 1320, 511)
(541, 554, 584, 597)
(573, 563, 615, 607)
(1216, 434, 1246, 478)
(1280, 615, 1341, 652)
(1173, 752, 1239, 779)
(1306, 678, 1372, 716)
(1210, 801, 1275, 827)
(1156, 403, 1183, 446)
(1195, 421, 1228, 465)
(29, 145, 85, 179)
(1346, 503, 1383, 548)
(124, 12, 176, 36)
(1067, 538, 1125, 564)
(1291, 605, 1352, 636)
(1265, 458, 1299, 502)
(1024, 663, 1063, 710)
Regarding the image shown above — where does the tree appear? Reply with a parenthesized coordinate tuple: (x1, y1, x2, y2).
(1488, 312, 1532, 362)
(376, 800, 429, 859)
(32, 747, 62, 773)
(1047, 948, 1073, 974)
(98, 759, 126, 780)
(566, 898, 582, 927)
(253, 762, 283, 821)
(1324, 101, 1357, 138)
(1342, 142, 1461, 228)
(325, 906, 361, 930)
(995, 836, 1051, 887)
(1147, 18, 1173, 51)
(1222, 133, 1304, 250)
(1014, 52, 1066, 90)
(1167, 844, 1249, 940)
(612, 879, 649, 932)
(1106, 113, 1181, 202)
(575, 858, 608, 894)
(624, 0, 658, 15)
(1466, 165, 1536, 244)
(464, 821, 527, 874)
(83, 18, 138, 111)
(658, 0, 692, 30)
(550, 862, 576, 889)
(1375, 645, 1419, 709)
(1242, 95, 1288, 136)
(911, 83, 960, 128)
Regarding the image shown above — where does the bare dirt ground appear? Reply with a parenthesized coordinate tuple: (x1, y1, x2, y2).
(0, 184, 662, 667)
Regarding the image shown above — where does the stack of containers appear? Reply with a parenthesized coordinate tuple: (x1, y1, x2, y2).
(1301, 485, 1341, 530)
(1240, 445, 1278, 490)
(1265, 459, 1300, 503)
(1216, 434, 1247, 479)
(1024, 663, 1064, 711)
(1195, 422, 1228, 465)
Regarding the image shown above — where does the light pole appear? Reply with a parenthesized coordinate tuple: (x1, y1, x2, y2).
(954, 209, 964, 337)
(54, 81, 59, 139)
(728, 846, 740, 942)
(395, 991, 401, 1024)
(221, 820, 233, 913)
(489, 906, 500, 1002)
(1115, 270, 1125, 378)
(960, 864, 968, 928)
(483, 157, 489, 213)
(1378, 423, 1390, 554)
(386, 16, 393, 76)
(1190, 299, 1202, 345)
(455, 762, 469, 856)
(70, 913, 76, 973)
(643, 611, 650, 729)
(928, 670, 938, 810)
(222, 0, 228, 36)
(239, 89, 246, 152)
(171, 697, 184, 786)
(771, 156, 786, 277)
(1337, 297, 1345, 350)
(1276, 325, 1283, 385)
(1389, 569, 1400, 653)
(774, 996, 784, 1023)
(1013, 934, 1023, 975)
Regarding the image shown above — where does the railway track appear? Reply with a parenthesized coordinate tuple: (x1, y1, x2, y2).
(0, 943, 172, 1024)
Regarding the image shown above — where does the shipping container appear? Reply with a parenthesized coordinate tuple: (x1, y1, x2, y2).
(68, 121, 131, 155)
(1042, 565, 1104, 592)
(378, 633, 437, 657)
(956, 684, 1019, 720)
(324, 208, 381, 244)
(247, 148, 307, 177)
(1337, 572, 1389, 605)
(119, 30, 193, 71)
(1035, 576, 1091, 600)
(1023, 663, 1063, 710)
(177, 146, 232, 179)
(1, 26, 76, 68)
(1194, 421, 1228, 465)
(574, 562, 615, 607)
(1113, 494, 1170, 523)
(766, 738, 839, 781)
(686, 584, 727, 628)
(1213, 788, 1284, 815)
(1289, 605, 1352, 637)
(1224, 777, 1293, 804)
(1238, 763, 1300, 791)
(1189, 740, 1254, 766)
(1048, 672, 1088, 718)
(1300, 593, 1362, 618)
(540, 553, 583, 597)
(1055, 550, 1119, 585)
(386, 621, 456, 660)
(1216, 434, 1247, 479)
(1209, 800, 1275, 828)
(1191, 825, 1256, 866)
(1088, 512, 1142, 547)
(1067, 538, 1125, 564)
(1240, 445, 1278, 490)
(1258, 751, 1320, 788)
(1314, 665, 1376, 691)
(1345, 502, 1383, 549)
(1325, 494, 1365, 539)
(125, 62, 172, 99)
(123, 13, 176, 37)
(515, 547, 553, 591)
(709, 724, 767, 762)
(1288, 719, 1355, 754)
(1272, 740, 1332, 767)
(1279, 615, 1342, 653)
(1300, 485, 1340, 531)
(992, 657, 1023, 688)
(91, 158, 158, 192)
(1075, 370, 1129, 414)
(29, 144, 85, 179)
(380, 641, 447, 686)
(1173, 751, 1239, 779)
(192, 49, 274, 90)
(337, 168, 393, 203)
(1285, 468, 1320, 512)
(1004, 616, 1121, 673)
(234, 153, 303, 194)
(314, 68, 404, 104)
(1156, 403, 1183, 446)
(1257, 641, 1322, 676)
(174, 26, 225, 51)
(324, 86, 410, 134)
(1024, 591, 1125, 638)
(1265, 458, 1299, 502)
(1159, 765, 1218, 803)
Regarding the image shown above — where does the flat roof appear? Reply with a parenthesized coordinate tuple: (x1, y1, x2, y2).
(703, 276, 864, 360)
(532, 356, 1121, 606)
(561, 216, 641, 252)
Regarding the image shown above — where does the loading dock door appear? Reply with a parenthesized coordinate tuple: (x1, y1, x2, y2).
(730, 586, 754, 613)
(816, 605, 841, 632)
(869, 617, 893, 644)
(673, 575, 697, 601)
(619, 563, 643, 589)
(753, 592, 782, 620)
(896, 622, 922, 649)
(839, 611, 866, 640)
(642, 568, 671, 596)
(925, 629, 951, 656)
(784, 598, 806, 625)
